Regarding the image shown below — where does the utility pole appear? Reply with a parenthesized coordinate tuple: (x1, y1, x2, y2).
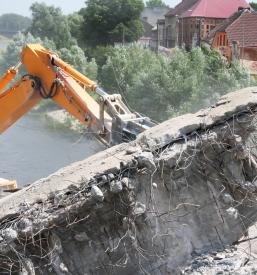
(197, 18, 201, 47)
(175, 15, 179, 47)
(122, 25, 125, 46)
(157, 22, 159, 53)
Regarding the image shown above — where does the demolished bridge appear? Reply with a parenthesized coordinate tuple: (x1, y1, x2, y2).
(1, 87, 257, 274)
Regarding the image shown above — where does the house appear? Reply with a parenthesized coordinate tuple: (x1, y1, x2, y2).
(138, 20, 154, 48)
(157, 19, 165, 47)
(179, 0, 250, 49)
(140, 7, 169, 49)
(207, 10, 257, 64)
(164, 0, 198, 48)
(163, 0, 250, 49)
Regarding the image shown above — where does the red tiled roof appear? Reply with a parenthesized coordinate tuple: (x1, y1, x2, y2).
(165, 0, 198, 16)
(182, 0, 250, 18)
(226, 12, 257, 47)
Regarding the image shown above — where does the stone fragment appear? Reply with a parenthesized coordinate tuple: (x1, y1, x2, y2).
(60, 262, 69, 273)
(74, 232, 89, 242)
(121, 177, 136, 190)
(18, 218, 33, 234)
(91, 185, 104, 202)
(222, 193, 234, 204)
(51, 233, 63, 254)
(101, 175, 107, 182)
(244, 181, 256, 192)
(121, 177, 129, 187)
(133, 202, 146, 216)
(234, 134, 242, 144)
(20, 259, 35, 275)
(226, 207, 239, 219)
(110, 181, 123, 193)
(137, 151, 156, 171)
(152, 182, 158, 189)
(214, 253, 226, 260)
(1, 228, 18, 243)
(108, 173, 115, 181)
(54, 191, 67, 206)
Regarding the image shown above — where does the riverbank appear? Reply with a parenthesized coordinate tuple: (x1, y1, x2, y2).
(45, 109, 85, 133)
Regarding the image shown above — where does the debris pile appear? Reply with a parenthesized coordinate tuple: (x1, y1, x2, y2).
(183, 249, 254, 274)
(1, 87, 257, 274)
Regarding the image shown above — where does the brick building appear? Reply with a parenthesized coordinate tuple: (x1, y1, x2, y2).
(179, 0, 250, 49)
(207, 10, 257, 63)
(164, 0, 198, 48)
(161, 0, 250, 49)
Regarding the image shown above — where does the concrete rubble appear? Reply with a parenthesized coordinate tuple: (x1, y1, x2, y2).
(1, 87, 257, 274)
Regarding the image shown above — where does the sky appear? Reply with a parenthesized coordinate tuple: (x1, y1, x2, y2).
(0, 0, 256, 17)
(1, 0, 179, 16)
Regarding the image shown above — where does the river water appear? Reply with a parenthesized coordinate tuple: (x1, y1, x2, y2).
(0, 113, 105, 187)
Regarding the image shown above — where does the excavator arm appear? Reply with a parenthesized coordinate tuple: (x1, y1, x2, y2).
(0, 76, 41, 133)
(0, 44, 155, 145)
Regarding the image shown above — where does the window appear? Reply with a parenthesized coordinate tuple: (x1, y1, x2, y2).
(217, 34, 228, 46)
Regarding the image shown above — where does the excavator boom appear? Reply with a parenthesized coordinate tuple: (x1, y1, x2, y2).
(0, 76, 41, 133)
(0, 44, 155, 145)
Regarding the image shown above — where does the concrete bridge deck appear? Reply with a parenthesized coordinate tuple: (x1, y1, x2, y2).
(1, 87, 257, 274)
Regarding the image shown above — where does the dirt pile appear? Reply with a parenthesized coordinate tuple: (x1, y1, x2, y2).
(1, 87, 257, 274)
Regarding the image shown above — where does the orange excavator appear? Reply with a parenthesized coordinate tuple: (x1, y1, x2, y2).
(0, 44, 155, 145)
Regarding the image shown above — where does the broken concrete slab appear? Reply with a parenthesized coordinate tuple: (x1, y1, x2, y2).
(138, 87, 257, 150)
(1, 87, 257, 274)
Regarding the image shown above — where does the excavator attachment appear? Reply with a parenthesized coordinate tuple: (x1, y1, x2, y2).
(97, 92, 156, 144)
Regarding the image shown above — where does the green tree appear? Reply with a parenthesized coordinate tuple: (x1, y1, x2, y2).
(250, 2, 257, 11)
(28, 2, 76, 49)
(0, 33, 97, 80)
(80, 0, 144, 46)
(0, 14, 31, 37)
(0, 32, 55, 72)
(58, 45, 98, 79)
(145, 0, 168, 8)
(100, 46, 251, 121)
(67, 12, 84, 43)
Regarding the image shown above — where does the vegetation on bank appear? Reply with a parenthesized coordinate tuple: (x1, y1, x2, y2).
(0, 1, 255, 123)
(100, 45, 252, 121)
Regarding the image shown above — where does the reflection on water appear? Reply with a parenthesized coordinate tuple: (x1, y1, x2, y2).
(0, 114, 104, 187)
